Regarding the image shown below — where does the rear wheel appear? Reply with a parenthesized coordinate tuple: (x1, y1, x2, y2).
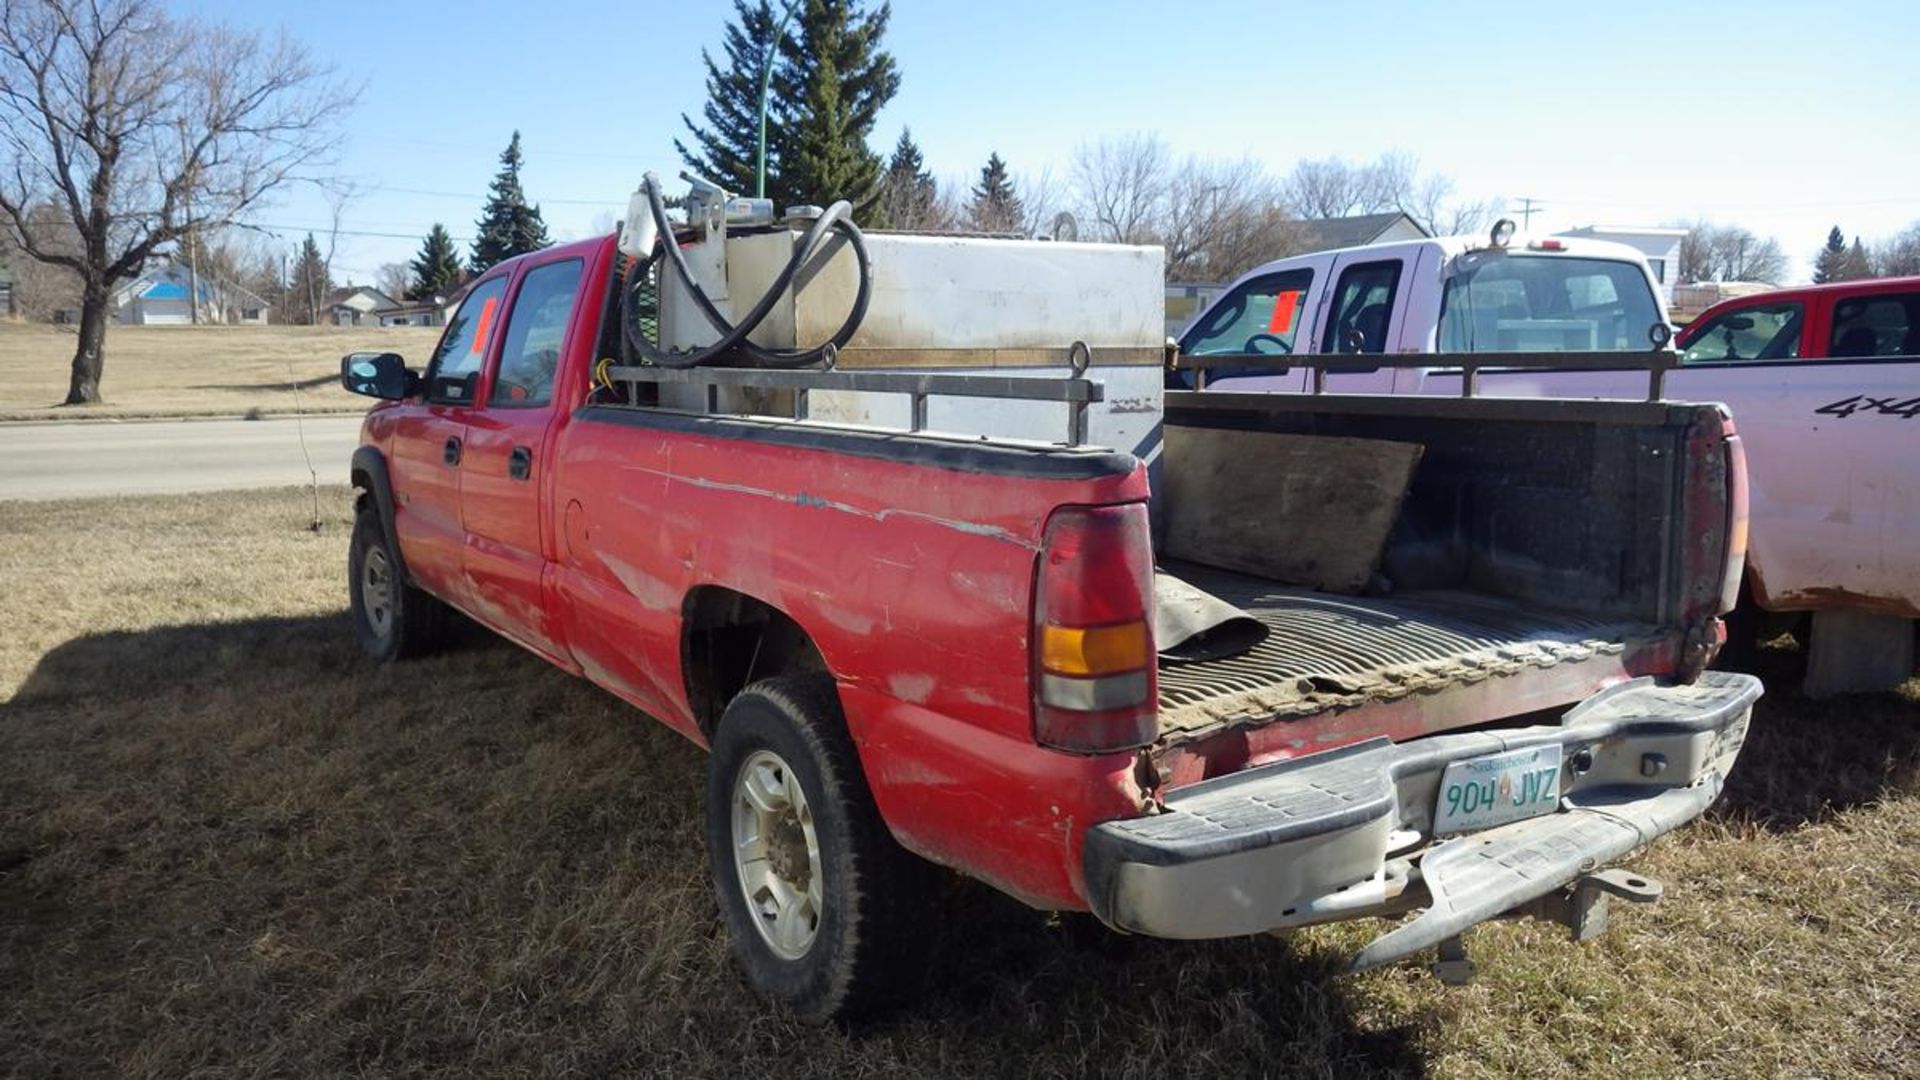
(705, 674, 935, 1023)
(348, 503, 448, 661)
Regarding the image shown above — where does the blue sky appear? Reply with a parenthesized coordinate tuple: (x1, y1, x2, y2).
(180, 0, 1920, 284)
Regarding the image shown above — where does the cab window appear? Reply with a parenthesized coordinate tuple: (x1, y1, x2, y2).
(490, 259, 584, 407)
(1180, 269, 1314, 356)
(1829, 293, 1919, 358)
(424, 276, 510, 404)
(1320, 261, 1400, 354)
(1682, 302, 1803, 364)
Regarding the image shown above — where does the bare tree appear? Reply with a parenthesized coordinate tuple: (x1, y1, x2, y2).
(1071, 133, 1171, 245)
(375, 262, 410, 302)
(1017, 165, 1063, 238)
(0, 0, 352, 403)
(1874, 221, 1920, 278)
(1677, 221, 1789, 284)
(1278, 152, 1492, 236)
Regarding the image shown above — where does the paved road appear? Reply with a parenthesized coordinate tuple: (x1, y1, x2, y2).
(0, 416, 365, 501)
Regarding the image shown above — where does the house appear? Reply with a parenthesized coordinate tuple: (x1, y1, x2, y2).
(325, 285, 399, 326)
(1288, 211, 1431, 253)
(377, 301, 445, 328)
(1555, 226, 1689, 308)
(1166, 281, 1225, 338)
(0, 262, 13, 318)
(111, 260, 270, 325)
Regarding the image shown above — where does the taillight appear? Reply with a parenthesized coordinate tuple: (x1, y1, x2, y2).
(1720, 430, 1750, 614)
(1033, 504, 1156, 753)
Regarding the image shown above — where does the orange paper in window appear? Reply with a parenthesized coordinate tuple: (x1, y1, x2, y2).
(1269, 290, 1302, 334)
(469, 296, 499, 355)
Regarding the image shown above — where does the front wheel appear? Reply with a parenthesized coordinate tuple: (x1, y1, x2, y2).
(704, 675, 935, 1023)
(348, 503, 448, 661)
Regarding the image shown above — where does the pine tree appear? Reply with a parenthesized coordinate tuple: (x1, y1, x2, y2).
(288, 233, 330, 325)
(1812, 225, 1847, 284)
(771, 0, 900, 218)
(965, 152, 1022, 234)
(876, 128, 943, 231)
(469, 132, 550, 275)
(408, 224, 464, 300)
(1840, 236, 1875, 281)
(676, 1, 781, 199)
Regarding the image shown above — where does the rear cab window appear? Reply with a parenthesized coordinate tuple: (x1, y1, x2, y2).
(489, 259, 585, 407)
(1828, 292, 1919, 358)
(424, 276, 510, 405)
(1321, 261, 1401, 354)
(1439, 255, 1660, 352)
(1682, 301, 1803, 364)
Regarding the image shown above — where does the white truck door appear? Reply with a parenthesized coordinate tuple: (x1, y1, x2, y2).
(1313, 253, 1412, 394)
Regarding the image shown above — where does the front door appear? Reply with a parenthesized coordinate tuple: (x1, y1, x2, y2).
(459, 255, 587, 660)
(388, 273, 511, 605)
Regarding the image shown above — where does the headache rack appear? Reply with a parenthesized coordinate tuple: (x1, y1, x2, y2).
(601, 341, 1105, 446)
(1176, 349, 1682, 402)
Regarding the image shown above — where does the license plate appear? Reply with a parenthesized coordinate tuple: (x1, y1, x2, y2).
(1433, 744, 1563, 836)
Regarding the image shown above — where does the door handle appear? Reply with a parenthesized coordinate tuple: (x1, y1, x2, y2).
(508, 445, 533, 481)
(443, 436, 462, 466)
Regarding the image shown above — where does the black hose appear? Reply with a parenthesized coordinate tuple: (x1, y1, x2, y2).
(620, 173, 872, 369)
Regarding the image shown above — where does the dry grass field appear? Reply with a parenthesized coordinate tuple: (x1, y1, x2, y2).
(0, 322, 441, 421)
(1, 487, 1916, 1078)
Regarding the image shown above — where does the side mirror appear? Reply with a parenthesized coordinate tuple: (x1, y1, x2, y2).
(340, 352, 417, 400)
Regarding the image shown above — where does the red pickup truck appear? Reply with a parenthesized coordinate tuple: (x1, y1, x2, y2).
(341, 233, 1760, 1021)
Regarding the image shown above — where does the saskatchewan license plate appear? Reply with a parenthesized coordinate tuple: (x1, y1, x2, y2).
(1433, 744, 1564, 836)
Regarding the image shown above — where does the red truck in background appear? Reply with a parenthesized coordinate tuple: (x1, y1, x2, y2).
(340, 232, 1759, 1021)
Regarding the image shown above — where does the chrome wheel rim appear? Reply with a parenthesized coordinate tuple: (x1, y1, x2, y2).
(361, 546, 394, 639)
(730, 749, 823, 960)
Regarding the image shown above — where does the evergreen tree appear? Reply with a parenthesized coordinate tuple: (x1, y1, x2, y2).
(770, 0, 900, 218)
(288, 233, 330, 325)
(1841, 236, 1875, 281)
(876, 128, 943, 231)
(965, 152, 1023, 234)
(469, 132, 550, 274)
(676, 1, 781, 199)
(408, 224, 464, 300)
(1812, 225, 1847, 284)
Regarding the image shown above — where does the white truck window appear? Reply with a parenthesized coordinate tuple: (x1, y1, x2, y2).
(1181, 269, 1313, 355)
(1438, 256, 1659, 352)
(1829, 293, 1919, 358)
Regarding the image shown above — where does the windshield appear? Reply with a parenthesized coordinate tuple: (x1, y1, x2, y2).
(1438, 255, 1661, 352)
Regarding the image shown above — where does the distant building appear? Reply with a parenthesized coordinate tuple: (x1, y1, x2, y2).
(0, 262, 14, 319)
(1166, 282, 1225, 338)
(1289, 212, 1430, 253)
(1555, 226, 1689, 307)
(110, 260, 269, 325)
(376, 301, 445, 328)
(324, 285, 399, 327)
(1669, 281, 1777, 325)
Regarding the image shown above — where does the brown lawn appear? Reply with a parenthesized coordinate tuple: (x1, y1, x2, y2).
(0, 487, 1915, 1078)
(0, 322, 441, 421)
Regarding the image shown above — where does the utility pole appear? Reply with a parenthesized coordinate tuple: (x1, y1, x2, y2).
(1515, 197, 1542, 230)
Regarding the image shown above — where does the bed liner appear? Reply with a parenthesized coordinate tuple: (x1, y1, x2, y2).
(1155, 562, 1669, 742)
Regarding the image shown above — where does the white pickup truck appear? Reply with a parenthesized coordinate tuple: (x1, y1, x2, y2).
(1177, 226, 1919, 695)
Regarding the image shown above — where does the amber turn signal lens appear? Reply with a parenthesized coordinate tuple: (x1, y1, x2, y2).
(1040, 621, 1151, 677)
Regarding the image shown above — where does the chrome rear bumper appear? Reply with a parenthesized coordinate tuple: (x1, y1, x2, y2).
(1083, 672, 1761, 969)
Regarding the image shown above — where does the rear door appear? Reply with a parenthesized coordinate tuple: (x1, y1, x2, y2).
(1315, 255, 1407, 393)
(458, 254, 588, 660)
(387, 273, 511, 605)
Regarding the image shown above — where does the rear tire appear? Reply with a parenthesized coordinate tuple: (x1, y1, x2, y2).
(348, 503, 448, 661)
(704, 674, 935, 1023)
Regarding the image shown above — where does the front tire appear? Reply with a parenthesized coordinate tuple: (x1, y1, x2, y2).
(348, 503, 448, 661)
(705, 675, 934, 1023)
